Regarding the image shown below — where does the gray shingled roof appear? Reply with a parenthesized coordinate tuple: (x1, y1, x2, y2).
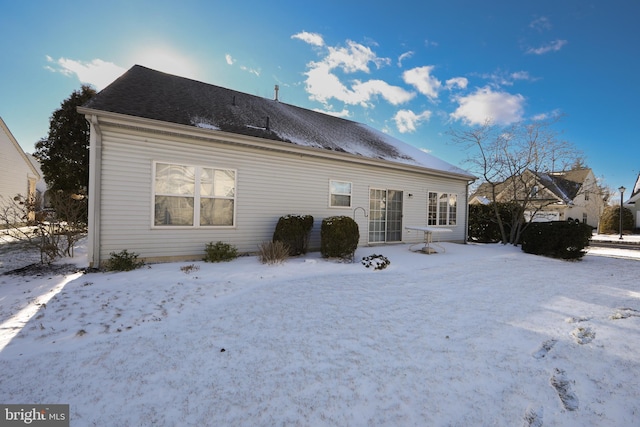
(82, 65, 473, 178)
(534, 171, 583, 203)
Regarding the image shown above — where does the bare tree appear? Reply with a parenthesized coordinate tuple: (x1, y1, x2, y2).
(0, 191, 86, 264)
(449, 118, 583, 244)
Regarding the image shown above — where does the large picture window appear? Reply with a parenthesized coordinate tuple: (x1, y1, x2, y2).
(427, 191, 457, 226)
(154, 162, 235, 227)
(330, 180, 352, 208)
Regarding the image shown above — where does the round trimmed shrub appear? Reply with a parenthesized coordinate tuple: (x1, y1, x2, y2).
(272, 214, 314, 256)
(321, 216, 359, 259)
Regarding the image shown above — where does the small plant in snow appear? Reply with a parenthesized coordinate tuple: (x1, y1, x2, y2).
(204, 241, 238, 263)
(180, 264, 200, 274)
(106, 249, 144, 271)
(258, 241, 289, 265)
(361, 254, 390, 270)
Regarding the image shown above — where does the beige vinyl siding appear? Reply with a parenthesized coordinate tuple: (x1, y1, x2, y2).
(97, 125, 469, 263)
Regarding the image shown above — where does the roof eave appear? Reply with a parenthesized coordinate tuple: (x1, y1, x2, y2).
(79, 107, 476, 182)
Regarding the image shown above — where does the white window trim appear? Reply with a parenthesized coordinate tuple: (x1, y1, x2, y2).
(428, 191, 458, 226)
(329, 179, 353, 208)
(152, 161, 237, 229)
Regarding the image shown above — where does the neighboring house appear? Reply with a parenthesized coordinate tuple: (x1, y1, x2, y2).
(470, 168, 605, 229)
(78, 65, 475, 267)
(623, 172, 640, 229)
(0, 117, 40, 218)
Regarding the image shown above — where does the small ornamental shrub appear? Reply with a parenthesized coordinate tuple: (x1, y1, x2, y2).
(204, 241, 238, 263)
(599, 206, 634, 234)
(273, 214, 314, 256)
(321, 216, 360, 260)
(106, 249, 144, 271)
(521, 221, 592, 260)
(361, 254, 391, 270)
(258, 240, 290, 265)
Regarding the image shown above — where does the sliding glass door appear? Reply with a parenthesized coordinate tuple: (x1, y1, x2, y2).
(369, 189, 403, 243)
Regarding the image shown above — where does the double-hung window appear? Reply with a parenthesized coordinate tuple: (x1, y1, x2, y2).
(330, 180, 352, 208)
(427, 191, 457, 226)
(154, 162, 236, 227)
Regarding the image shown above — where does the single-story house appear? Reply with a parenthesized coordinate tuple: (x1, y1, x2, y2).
(623, 173, 640, 229)
(0, 117, 41, 217)
(78, 65, 475, 267)
(469, 168, 605, 229)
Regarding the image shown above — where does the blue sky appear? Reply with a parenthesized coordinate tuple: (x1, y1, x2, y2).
(1, 0, 638, 197)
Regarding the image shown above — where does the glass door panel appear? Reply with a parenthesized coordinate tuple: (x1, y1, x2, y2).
(369, 189, 403, 243)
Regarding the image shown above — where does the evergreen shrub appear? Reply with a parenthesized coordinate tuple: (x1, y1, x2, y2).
(468, 202, 521, 243)
(521, 221, 592, 260)
(204, 241, 238, 262)
(468, 204, 502, 243)
(599, 206, 634, 234)
(272, 214, 314, 256)
(320, 216, 360, 260)
(106, 249, 144, 271)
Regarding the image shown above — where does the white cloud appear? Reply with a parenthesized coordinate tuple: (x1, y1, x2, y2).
(324, 40, 390, 73)
(510, 71, 532, 81)
(305, 63, 414, 107)
(526, 39, 568, 55)
(529, 16, 552, 32)
(291, 31, 325, 47)
(45, 57, 126, 90)
(477, 70, 537, 87)
(397, 51, 414, 67)
(532, 109, 562, 121)
(301, 37, 412, 108)
(240, 66, 260, 77)
(225, 53, 259, 76)
(450, 86, 525, 126)
(352, 80, 416, 105)
(403, 66, 441, 100)
(304, 63, 355, 105)
(393, 109, 432, 133)
(313, 107, 351, 118)
(445, 77, 468, 90)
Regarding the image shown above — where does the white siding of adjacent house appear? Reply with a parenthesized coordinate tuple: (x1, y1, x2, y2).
(94, 123, 469, 264)
(563, 171, 604, 228)
(0, 119, 39, 204)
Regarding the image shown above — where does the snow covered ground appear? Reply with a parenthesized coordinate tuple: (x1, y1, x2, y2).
(0, 238, 639, 426)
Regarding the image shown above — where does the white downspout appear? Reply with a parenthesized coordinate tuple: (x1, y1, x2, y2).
(87, 114, 102, 268)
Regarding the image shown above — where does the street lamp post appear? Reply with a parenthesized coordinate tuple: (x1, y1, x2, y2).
(619, 186, 626, 240)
